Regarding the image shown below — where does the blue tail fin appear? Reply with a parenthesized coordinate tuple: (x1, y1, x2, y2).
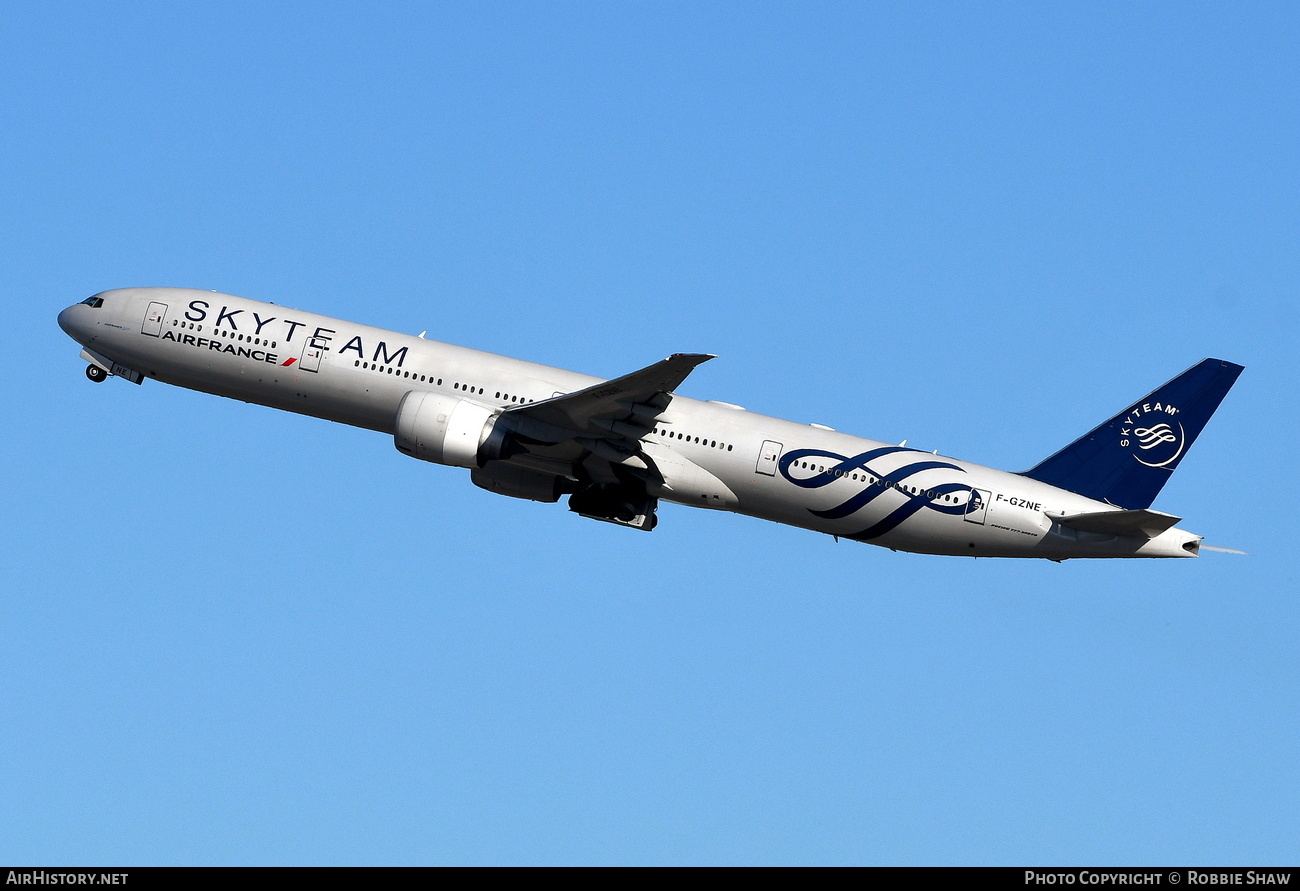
(1021, 358, 1243, 509)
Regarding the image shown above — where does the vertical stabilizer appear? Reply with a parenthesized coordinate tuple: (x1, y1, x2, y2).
(1021, 358, 1243, 509)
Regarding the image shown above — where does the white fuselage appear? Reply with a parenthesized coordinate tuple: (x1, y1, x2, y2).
(58, 288, 1204, 559)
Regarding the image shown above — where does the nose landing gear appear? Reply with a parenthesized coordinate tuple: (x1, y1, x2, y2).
(85, 364, 108, 383)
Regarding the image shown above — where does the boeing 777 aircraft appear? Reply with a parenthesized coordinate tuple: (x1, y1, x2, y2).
(58, 288, 1243, 559)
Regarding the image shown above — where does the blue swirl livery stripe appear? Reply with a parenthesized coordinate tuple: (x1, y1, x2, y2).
(811, 460, 963, 520)
(778, 447, 975, 541)
(779, 446, 909, 488)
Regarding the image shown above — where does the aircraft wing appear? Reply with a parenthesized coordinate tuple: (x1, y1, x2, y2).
(501, 353, 714, 477)
(1045, 508, 1182, 538)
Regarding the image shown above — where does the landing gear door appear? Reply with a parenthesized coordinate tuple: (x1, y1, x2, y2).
(963, 488, 991, 525)
(142, 302, 168, 337)
(756, 440, 782, 476)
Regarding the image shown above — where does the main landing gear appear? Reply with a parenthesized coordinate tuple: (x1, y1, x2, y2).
(568, 481, 659, 531)
(85, 364, 108, 383)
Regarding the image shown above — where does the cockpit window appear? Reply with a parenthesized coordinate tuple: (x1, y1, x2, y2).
(80, 296, 104, 308)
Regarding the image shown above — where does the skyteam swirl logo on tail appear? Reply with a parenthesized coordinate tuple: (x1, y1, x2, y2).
(1119, 402, 1186, 469)
(778, 446, 978, 541)
(1135, 423, 1177, 449)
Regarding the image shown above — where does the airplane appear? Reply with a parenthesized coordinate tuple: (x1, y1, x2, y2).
(57, 288, 1244, 560)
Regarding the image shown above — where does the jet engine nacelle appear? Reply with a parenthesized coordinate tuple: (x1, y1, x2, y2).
(394, 390, 507, 468)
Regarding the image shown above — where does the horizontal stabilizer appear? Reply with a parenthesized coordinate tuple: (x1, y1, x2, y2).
(1045, 508, 1181, 538)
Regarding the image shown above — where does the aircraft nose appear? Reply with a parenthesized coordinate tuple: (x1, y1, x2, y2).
(57, 305, 76, 336)
(58, 303, 91, 343)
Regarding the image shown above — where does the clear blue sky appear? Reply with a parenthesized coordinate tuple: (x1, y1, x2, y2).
(3, 1, 1297, 865)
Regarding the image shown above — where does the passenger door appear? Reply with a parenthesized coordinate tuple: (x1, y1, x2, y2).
(963, 488, 991, 525)
(141, 302, 168, 337)
(756, 440, 782, 476)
